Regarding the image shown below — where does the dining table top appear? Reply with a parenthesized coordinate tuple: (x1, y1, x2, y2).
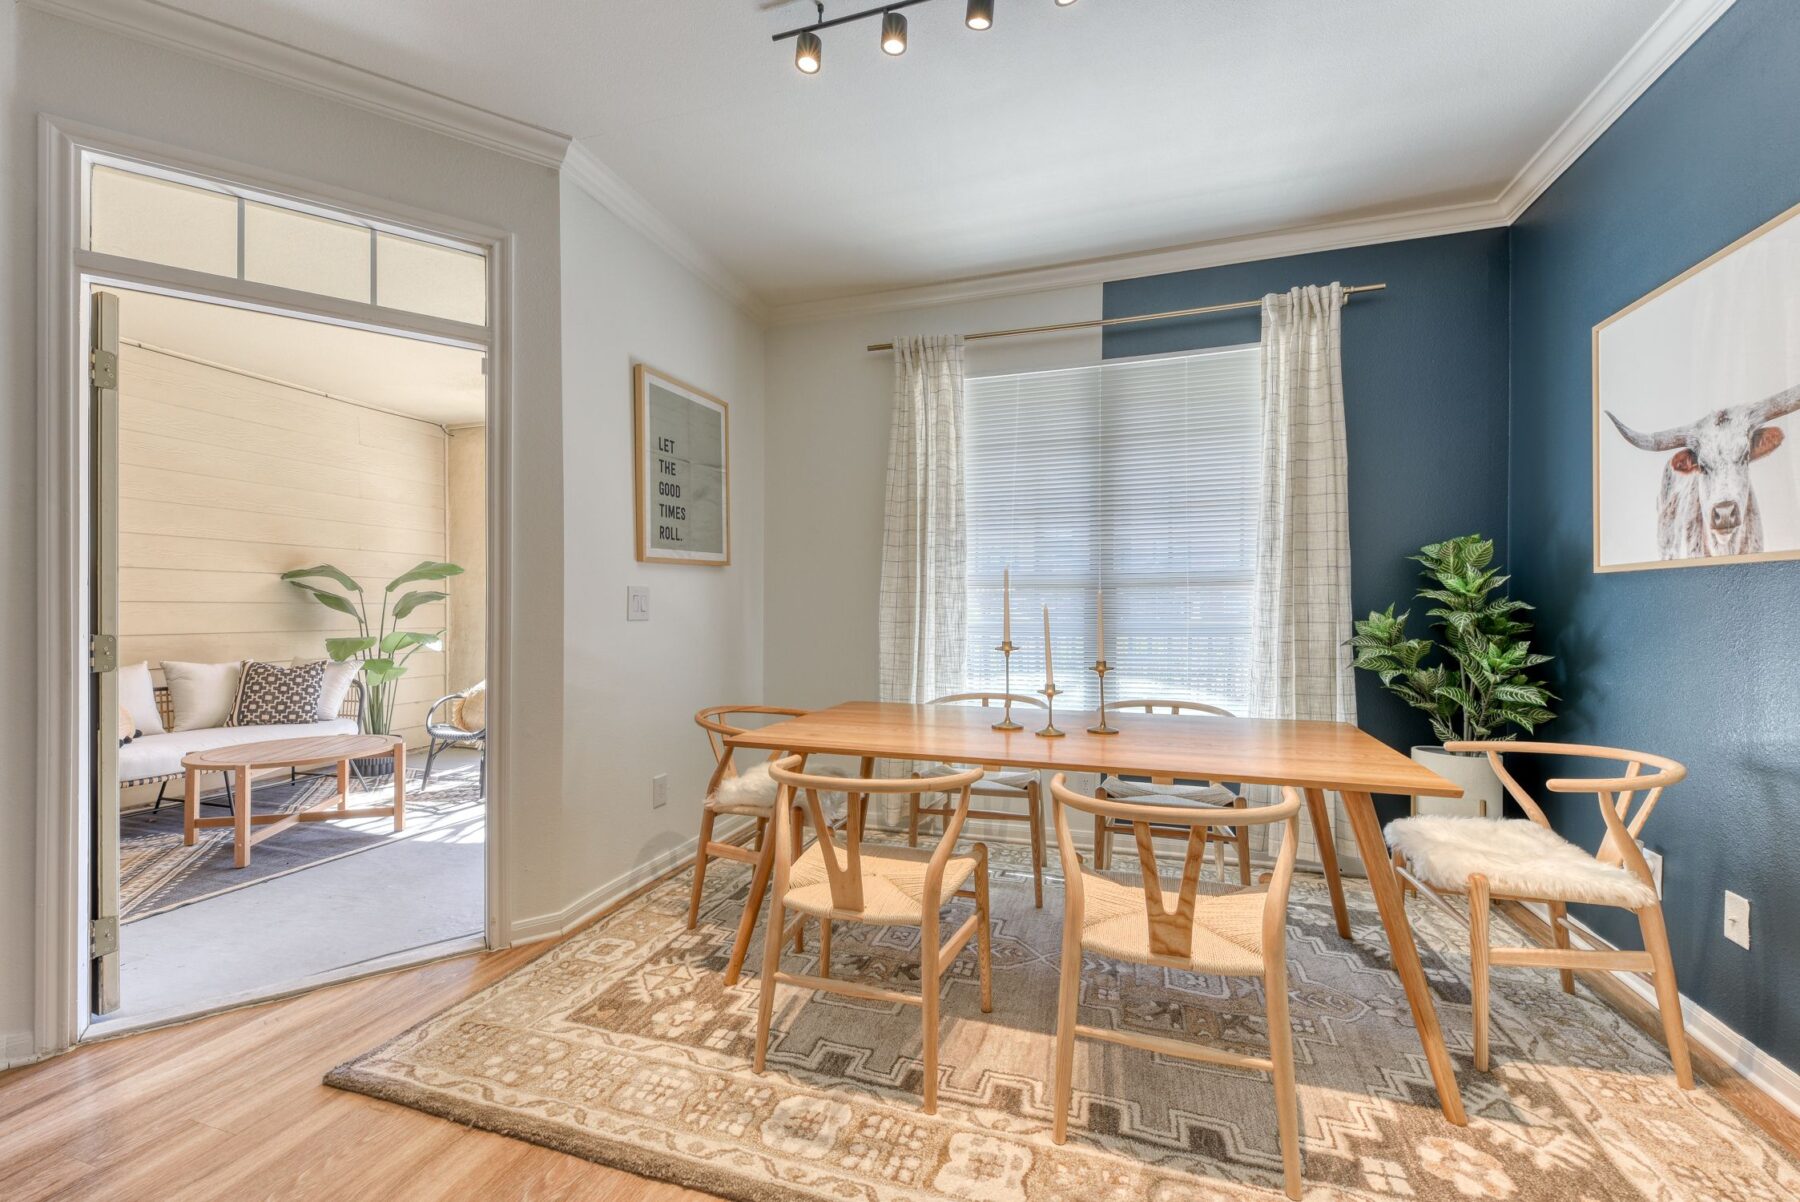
(726, 701, 1462, 798)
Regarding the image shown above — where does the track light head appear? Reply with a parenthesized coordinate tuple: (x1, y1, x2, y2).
(795, 29, 822, 73)
(881, 10, 907, 55)
(966, 0, 993, 30)
(1055, 0, 1077, 6)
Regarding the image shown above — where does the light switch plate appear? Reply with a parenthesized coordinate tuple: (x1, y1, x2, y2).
(627, 586, 650, 621)
(1724, 890, 1750, 949)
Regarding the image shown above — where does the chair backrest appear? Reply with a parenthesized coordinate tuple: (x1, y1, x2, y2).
(1050, 772, 1301, 964)
(768, 756, 980, 918)
(929, 691, 1045, 709)
(1104, 698, 1234, 717)
(695, 705, 810, 795)
(1445, 740, 1685, 888)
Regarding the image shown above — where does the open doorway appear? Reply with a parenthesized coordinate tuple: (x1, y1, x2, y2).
(92, 285, 490, 1028)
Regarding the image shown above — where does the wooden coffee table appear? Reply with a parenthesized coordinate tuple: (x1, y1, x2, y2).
(182, 734, 405, 869)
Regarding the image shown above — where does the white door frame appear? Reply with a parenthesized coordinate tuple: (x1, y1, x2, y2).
(35, 115, 517, 1054)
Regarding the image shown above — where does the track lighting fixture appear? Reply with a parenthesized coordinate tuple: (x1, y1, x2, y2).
(778, 0, 1077, 75)
(795, 29, 822, 73)
(880, 11, 908, 55)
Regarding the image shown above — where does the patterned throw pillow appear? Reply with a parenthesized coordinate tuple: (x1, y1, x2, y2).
(228, 660, 326, 727)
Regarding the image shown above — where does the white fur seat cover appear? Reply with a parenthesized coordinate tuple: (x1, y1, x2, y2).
(1385, 816, 1657, 908)
(706, 761, 848, 818)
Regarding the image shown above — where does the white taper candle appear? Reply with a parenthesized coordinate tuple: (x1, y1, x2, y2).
(1003, 567, 1011, 643)
(1043, 604, 1054, 688)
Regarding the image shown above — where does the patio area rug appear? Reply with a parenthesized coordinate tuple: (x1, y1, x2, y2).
(120, 762, 484, 922)
(326, 841, 1800, 1200)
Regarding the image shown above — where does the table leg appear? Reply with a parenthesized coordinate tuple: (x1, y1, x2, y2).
(183, 767, 199, 846)
(233, 767, 252, 869)
(392, 742, 406, 832)
(337, 757, 350, 812)
(1340, 789, 1466, 1125)
(1304, 788, 1352, 940)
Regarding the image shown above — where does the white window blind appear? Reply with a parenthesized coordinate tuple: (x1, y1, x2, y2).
(962, 347, 1262, 712)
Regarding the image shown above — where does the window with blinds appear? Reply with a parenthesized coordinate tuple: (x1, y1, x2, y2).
(962, 346, 1262, 712)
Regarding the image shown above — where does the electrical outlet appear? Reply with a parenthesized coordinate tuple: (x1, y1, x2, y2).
(651, 773, 668, 809)
(1724, 890, 1751, 949)
(627, 586, 650, 621)
(1640, 846, 1664, 898)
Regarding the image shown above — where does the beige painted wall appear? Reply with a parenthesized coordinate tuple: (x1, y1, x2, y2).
(118, 343, 450, 756)
(446, 424, 487, 694)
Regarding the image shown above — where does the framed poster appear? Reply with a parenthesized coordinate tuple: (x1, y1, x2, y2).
(1593, 200, 1800, 572)
(634, 364, 730, 566)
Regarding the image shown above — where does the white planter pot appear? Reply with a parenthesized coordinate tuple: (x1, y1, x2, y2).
(1410, 745, 1501, 818)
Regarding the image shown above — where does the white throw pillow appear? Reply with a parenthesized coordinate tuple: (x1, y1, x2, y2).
(312, 660, 360, 720)
(161, 660, 246, 732)
(118, 661, 165, 736)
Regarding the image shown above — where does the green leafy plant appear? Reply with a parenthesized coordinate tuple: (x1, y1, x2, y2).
(281, 559, 463, 735)
(1348, 535, 1556, 744)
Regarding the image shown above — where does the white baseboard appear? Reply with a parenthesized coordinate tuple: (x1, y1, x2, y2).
(3, 1029, 42, 1070)
(1524, 903, 1800, 1119)
(507, 818, 758, 946)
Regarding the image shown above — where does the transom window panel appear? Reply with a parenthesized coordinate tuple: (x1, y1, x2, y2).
(963, 347, 1262, 712)
(84, 158, 488, 328)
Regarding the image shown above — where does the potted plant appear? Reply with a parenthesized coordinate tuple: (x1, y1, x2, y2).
(281, 559, 463, 740)
(1348, 535, 1555, 817)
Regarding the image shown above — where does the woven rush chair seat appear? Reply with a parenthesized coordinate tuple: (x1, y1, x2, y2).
(923, 762, 1036, 790)
(785, 841, 981, 925)
(1099, 777, 1238, 807)
(1079, 872, 1268, 974)
(1387, 815, 1657, 908)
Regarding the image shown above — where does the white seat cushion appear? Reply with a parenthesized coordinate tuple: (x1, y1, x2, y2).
(118, 719, 358, 783)
(1101, 777, 1237, 808)
(1385, 816, 1658, 908)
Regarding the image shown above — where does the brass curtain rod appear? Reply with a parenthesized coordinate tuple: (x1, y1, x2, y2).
(864, 282, 1387, 352)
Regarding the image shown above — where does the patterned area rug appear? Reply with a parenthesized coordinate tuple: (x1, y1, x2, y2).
(327, 843, 1800, 1200)
(120, 764, 484, 922)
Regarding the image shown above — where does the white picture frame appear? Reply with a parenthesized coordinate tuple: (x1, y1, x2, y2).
(1593, 199, 1800, 573)
(634, 363, 731, 566)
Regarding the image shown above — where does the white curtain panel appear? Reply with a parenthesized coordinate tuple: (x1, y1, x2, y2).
(1248, 283, 1362, 870)
(878, 335, 968, 708)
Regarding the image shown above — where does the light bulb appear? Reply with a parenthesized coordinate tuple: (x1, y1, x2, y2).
(881, 11, 907, 55)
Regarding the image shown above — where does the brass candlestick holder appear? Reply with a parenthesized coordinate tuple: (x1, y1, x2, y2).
(1036, 683, 1065, 737)
(992, 640, 1023, 731)
(1087, 660, 1119, 734)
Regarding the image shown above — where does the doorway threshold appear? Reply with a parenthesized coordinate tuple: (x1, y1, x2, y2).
(83, 931, 486, 1043)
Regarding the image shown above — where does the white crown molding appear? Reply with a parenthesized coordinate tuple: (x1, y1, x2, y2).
(560, 144, 768, 320)
(766, 0, 1737, 325)
(21, 0, 572, 167)
(1494, 0, 1736, 221)
(766, 197, 1509, 325)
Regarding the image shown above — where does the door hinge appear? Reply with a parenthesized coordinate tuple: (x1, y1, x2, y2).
(90, 633, 117, 672)
(91, 348, 118, 390)
(90, 916, 119, 958)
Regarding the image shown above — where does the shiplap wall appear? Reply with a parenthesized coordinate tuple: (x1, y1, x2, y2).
(118, 344, 449, 755)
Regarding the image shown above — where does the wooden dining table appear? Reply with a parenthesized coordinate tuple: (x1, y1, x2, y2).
(726, 699, 1471, 1125)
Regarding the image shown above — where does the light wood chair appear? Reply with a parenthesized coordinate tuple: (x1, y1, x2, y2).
(1048, 773, 1307, 1200)
(1092, 700, 1252, 885)
(908, 692, 1050, 907)
(688, 705, 812, 985)
(754, 757, 993, 1114)
(1386, 740, 1693, 1089)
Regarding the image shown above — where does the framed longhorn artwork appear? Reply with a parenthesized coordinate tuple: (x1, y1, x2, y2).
(1593, 199, 1800, 572)
(633, 364, 731, 566)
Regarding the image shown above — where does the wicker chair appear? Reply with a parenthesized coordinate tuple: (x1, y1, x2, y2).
(420, 683, 487, 796)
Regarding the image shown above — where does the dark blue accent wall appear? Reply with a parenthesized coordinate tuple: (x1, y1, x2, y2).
(1103, 232, 1513, 819)
(1509, 0, 1800, 1066)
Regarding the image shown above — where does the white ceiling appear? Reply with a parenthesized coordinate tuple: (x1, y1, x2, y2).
(115, 288, 487, 426)
(116, 0, 1680, 307)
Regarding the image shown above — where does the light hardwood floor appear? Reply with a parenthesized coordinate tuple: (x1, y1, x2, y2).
(0, 936, 715, 1202)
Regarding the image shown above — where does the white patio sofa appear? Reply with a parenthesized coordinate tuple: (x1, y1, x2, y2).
(122, 680, 362, 810)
